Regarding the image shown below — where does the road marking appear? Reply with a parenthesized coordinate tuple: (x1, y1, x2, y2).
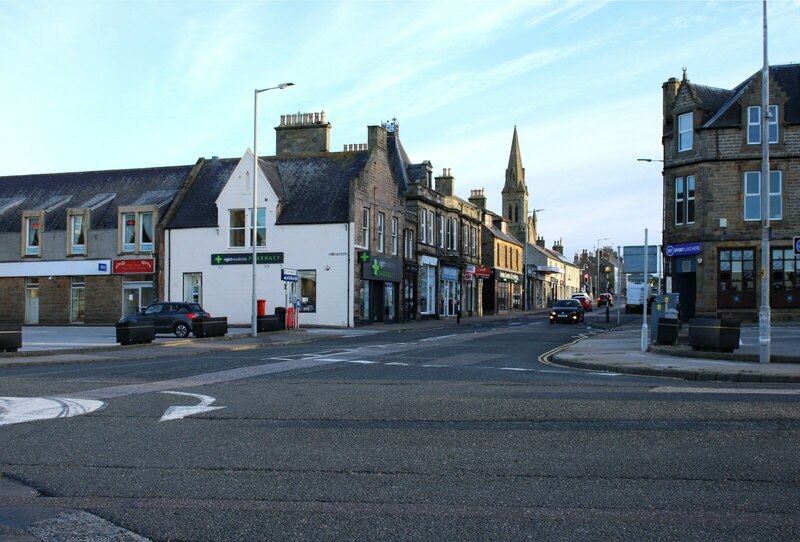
(159, 391, 226, 422)
(420, 335, 457, 342)
(652, 386, 800, 395)
(0, 397, 105, 426)
(385, 362, 409, 366)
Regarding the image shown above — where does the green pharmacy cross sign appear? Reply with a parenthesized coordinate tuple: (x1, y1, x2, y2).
(358, 251, 371, 263)
(211, 252, 284, 265)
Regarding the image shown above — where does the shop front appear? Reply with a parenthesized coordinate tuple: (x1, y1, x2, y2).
(359, 252, 402, 323)
(403, 262, 418, 322)
(418, 254, 438, 318)
(439, 265, 460, 317)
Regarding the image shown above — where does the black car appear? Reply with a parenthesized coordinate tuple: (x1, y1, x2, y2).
(598, 293, 614, 307)
(549, 299, 585, 324)
(119, 302, 210, 338)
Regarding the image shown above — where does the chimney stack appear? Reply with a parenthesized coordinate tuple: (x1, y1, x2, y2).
(552, 238, 564, 255)
(435, 168, 455, 196)
(276, 111, 331, 156)
(662, 77, 680, 134)
(468, 188, 486, 209)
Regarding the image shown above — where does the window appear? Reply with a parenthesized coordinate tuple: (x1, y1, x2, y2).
(123, 213, 136, 252)
(120, 208, 157, 253)
(250, 208, 266, 247)
(719, 249, 755, 293)
(470, 227, 477, 256)
(140, 212, 153, 252)
(678, 112, 693, 152)
(418, 210, 426, 243)
(747, 105, 778, 144)
(391, 217, 398, 255)
(744, 171, 782, 221)
(25, 216, 41, 256)
(298, 270, 317, 313)
(377, 212, 385, 252)
(438, 214, 445, 248)
(229, 209, 246, 247)
(463, 224, 469, 254)
(675, 178, 684, 225)
(427, 210, 434, 246)
(674, 176, 695, 225)
(70, 276, 85, 323)
(404, 228, 415, 259)
(362, 207, 370, 249)
(771, 248, 799, 292)
(69, 213, 87, 255)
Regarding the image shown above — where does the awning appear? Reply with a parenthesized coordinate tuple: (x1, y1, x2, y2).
(531, 265, 563, 274)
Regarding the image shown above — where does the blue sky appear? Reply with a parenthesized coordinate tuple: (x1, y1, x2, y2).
(1, 0, 798, 260)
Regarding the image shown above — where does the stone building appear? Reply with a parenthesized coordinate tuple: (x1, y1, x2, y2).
(661, 65, 800, 321)
(0, 163, 201, 324)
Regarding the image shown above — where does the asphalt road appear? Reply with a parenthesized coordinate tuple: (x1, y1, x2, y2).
(2, 314, 799, 541)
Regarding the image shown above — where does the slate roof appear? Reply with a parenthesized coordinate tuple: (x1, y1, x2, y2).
(488, 225, 522, 246)
(0, 165, 195, 233)
(703, 64, 800, 129)
(167, 152, 370, 229)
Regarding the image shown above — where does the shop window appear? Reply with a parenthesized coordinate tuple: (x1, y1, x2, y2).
(771, 248, 799, 292)
(298, 270, 317, 313)
(719, 249, 755, 293)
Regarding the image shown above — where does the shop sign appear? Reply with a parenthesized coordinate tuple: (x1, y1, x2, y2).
(362, 254, 402, 282)
(442, 266, 459, 281)
(665, 242, 701, 257)
(474, 266, 492, 279)
(112, 258, 154, 274)
(210, 252, 284, 265)
(281, 268, 298, 282)
(794, 236, 800, 256)
(497, 270, 520, 283)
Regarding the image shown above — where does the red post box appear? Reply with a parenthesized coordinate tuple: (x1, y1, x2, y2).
(257, 299, 267, 317)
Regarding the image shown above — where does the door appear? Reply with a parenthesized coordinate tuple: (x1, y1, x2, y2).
(25, 279, 39, 325)
(183, 273, 202, 304)
(122, 282, 154, 318)
(673, 273, 696, 322)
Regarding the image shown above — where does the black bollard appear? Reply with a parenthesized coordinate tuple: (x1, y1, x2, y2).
(606, 304, 610, 322)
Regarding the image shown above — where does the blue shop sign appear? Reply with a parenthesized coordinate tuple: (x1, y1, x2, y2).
(442, 266, 459, 281)
(665, 242, 701, 257)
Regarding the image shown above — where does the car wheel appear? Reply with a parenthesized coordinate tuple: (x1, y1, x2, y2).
(174, 323, 190, 338)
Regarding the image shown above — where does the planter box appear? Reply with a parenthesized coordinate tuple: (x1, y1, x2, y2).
(656, 318, 679, 345)
(257, 315, 284, 332)
(193, 317, 228, 338)
(116, 322, 155, 345)
(689, 318, 740, 353)
(0, 325, 22, 352)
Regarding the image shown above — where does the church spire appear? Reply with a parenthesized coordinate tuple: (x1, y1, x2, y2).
(503, 125, 526, 194)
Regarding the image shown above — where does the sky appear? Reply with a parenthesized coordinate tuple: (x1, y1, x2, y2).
(1, 0, 798, 260)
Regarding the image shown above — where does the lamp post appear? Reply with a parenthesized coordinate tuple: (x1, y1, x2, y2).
(523, 209, 544, 310)
(252, 82, 294, 338)
(638, 158, 665, 294)
(596, 237, 609, 299)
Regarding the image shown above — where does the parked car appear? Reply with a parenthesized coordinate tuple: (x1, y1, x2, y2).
(571, 292, 593, 312)
(118, 302, 210, 338)
(598, 293, 614, 307)
(549, 299, 585, 324)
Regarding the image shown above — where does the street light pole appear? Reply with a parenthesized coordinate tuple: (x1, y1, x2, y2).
(596, 237, 609, 299)
(758, 1, 771, 363)
(252, 82, 294, 338)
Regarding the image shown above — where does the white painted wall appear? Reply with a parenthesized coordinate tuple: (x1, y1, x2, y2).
(165, 152, 355, 327)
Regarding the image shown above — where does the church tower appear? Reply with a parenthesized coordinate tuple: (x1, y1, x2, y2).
(501, 126, 532, 244)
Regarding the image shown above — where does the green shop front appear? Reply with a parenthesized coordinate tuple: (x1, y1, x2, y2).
(358, 251, 402, 323)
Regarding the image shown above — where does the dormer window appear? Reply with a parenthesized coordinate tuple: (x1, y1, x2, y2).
(678, 112, 693, 152)
(119, 206, 156, 254)
(67, 209, 89, 255)
(747, 105, 778, 144)
(22, 212, 44, 256)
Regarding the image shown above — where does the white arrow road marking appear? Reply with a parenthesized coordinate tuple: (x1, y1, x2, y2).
(0, 397, 105, 426)
(159, 391, 226, 422)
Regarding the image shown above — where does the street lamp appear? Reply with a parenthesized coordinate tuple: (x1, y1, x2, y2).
(636, 158, 664, 163)
(252, 82, 294, 338)
(524, 208, 544, 310)
(596, 237, 609, 299)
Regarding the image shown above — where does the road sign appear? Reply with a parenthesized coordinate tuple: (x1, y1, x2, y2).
(281, 268, 298, 282)
(794, 236, 800, 256)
